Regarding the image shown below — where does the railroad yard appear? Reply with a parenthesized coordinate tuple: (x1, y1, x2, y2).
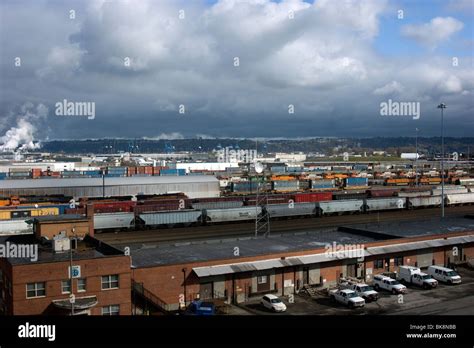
(0, 156, 473, 318)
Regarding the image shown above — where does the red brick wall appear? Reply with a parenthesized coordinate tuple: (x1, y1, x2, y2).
(11, 256, 131, 315)
(133, 237, 473, 308)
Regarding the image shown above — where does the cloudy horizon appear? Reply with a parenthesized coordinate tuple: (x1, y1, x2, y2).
(1, 0, 473, 149)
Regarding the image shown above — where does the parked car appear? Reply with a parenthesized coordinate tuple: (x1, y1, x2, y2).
(184, 300, 216, 316)
(427, 266, 462, 285)
(261, 294, 287, 312)
(397, 266, 438, 289)
(373, 274, 407, 294)
(349, 284, 379, 302)
(329, 289, 365, 308)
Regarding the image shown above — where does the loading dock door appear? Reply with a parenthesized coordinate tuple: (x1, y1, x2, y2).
(257, 275, 270, 292)
(200, 282, 213, 300)
(347, 263, 357, 278)
(417, 250, 433, 268)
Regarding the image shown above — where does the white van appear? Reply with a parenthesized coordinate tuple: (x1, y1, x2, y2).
(427, 266, 462, 285)
(397, 266, 438, 289)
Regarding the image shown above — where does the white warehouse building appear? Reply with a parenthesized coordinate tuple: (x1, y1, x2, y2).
(0, 175, 220, 199)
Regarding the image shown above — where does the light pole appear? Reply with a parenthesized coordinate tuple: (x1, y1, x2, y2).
(437, 103, 446, 218)
(69, 233, 77, 316)
(415, 128, 419, 187)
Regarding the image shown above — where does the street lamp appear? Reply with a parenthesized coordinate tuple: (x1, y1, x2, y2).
(415, 128, 419, 187)
(69, 231, 77, 316)
(437, 103, 447, 218)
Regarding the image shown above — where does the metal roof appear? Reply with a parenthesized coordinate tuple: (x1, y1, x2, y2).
(0, 175, 218, 189)
(192, 235, 474, 277)
(365, 235, 474, 255)
(193, 249, 364, 277)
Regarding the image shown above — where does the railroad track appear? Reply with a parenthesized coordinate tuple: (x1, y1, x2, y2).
(95, 205, 474, 246)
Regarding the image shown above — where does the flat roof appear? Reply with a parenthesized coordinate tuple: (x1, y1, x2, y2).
(347, 216, 474, 238)
(193, 234, 474, 277)
(0, 235, 123, 265)
(130, 229, 376, 268)
(0, 175, 218, 189)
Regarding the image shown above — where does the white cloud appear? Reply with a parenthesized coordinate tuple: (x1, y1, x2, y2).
(0, 0, 472, 138)
(373, 81, 404, 95)
(143, 132, 184, 140)
(401, 17, 464, 49)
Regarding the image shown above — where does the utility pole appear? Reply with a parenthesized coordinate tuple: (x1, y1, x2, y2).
(437, 103, 446, 218)
(69, 237, 74, 315)
(415, 128, 419, 187)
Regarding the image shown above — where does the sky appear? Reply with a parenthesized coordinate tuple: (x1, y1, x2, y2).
(0, 0, 473, 149)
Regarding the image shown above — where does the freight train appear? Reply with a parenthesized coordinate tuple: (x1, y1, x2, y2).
(91, 190, 474, 232)
(2, 187, 474, 234)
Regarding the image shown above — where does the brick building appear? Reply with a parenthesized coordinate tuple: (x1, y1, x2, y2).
(0, 215, 131, 315)
(130, 218, 474, 311)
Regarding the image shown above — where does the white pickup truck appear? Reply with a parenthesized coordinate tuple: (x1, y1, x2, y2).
(349, 284, 379, 302)
(373, 275, 407, 294)
(329, 289, 365, 308)
(397, 266, 438, 289)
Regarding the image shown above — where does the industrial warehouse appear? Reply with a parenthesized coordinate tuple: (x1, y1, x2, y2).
(1, 210, 473, 316)
(0, 175, 220, 198)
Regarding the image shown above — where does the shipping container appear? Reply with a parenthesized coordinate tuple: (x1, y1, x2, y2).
(204, 207, 261, 223)
(139, 210, 202, 226)
(333, 192, 367, 200)
(316, 200, 364, 215)
(92, 201, 136, 213)
(353, 164, 369, 171)
(270, 166, 287, 173)
(160, 169, 186, 176)
(271, 180, 299, 192)
(407, 196, 442, 208)
(265, 203, 316, 218)
(310, 179, 335, 190)
(365, 197, 406, 211)
(344, 177, 368, 187)
(244, 193, 294, 206)
(231, 181, 259, 193)
(367, 189, 399, 197)
(294, 192, 332, 203)
(446, 193, 474, 205)
(94, 212, 135, 230)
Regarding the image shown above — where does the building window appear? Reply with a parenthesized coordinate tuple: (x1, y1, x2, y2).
(77, 278, 86, 292)
(101, 275, 119, 290)
(394, 257, 404, 266)
(257, 275, 268, 284)
(26, 282, 46, 298)
(102, 305, 120, 315)
(61, 280, 71, 294)
(374, 259, 384, 269)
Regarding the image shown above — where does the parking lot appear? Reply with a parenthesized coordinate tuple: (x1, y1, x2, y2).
(241, 266, 474, 315)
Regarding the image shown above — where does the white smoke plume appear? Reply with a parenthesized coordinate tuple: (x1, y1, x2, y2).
(0, 103, 48, 151)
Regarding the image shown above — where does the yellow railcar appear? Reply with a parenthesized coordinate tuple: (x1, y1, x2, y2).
(0, 207, 60, 220)
(30, 207, 60, 217)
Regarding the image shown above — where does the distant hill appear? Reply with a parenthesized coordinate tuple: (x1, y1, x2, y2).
(38, 137, 474, 157)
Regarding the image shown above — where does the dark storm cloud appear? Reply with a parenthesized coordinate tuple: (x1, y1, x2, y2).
(0, 0, 473, 144)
